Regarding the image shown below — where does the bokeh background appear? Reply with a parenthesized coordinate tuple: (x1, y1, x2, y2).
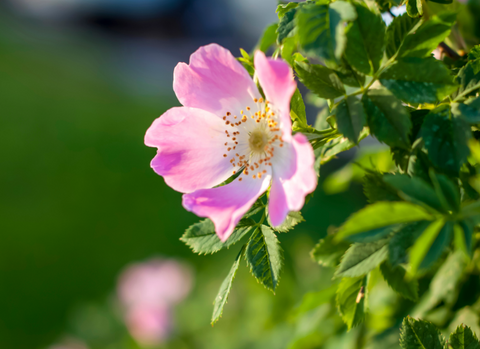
(0, 0, 374, 348)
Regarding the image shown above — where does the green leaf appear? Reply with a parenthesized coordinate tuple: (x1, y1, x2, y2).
(296, 2, 356, 64)
(329, 59, 366, 87)
(336, 202, 433, 241)
(420, 105, 471, 176)
(277, 7, 298, 44)
(311, 234, 350, 267)
(257, 23, 278, 52)
(290, 89, 307, 127)
(380, 262, 418, 301)
(294, 61, 345, 99)
(245, 225, 284, 292)
(379, 57, 458, 104)
(399, 317, 445, 349)
(321, 129, 369, 163)
(270, 211, 304, 233)
(389, 221, 430, 266)
(429, 251, 468, 306)
(362, 89, 412, 149)
(398, 12, 457, 58)
(344, 2, 385, 75)
(276, 2, 299, 19)
(383, 174, 444, 212)
(449, 325, 480, 349)
(335, 238, 389, 278)
(409, 219, 450, 274)
(430, 172, 460, 213)
(456, 60, 480, 101)
(385, 13, 420, 58)
(336, 276, 367, 330)
(281, 36, 297, 65)
(363, 173, 401, 203)
(335, 96, 367, 144)
(181, 219, 255, 255)
(452, 97, 480, 124)
(406, 0, 423, 18)
(211, 246, 245, 324)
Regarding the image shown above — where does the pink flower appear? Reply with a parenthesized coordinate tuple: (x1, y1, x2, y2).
(145, 44, 317, 241)
(117, 258, 193, 346)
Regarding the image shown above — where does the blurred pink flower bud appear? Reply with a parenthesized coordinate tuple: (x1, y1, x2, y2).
(118, 258, 193, 308)
(125, 305, 171, 346)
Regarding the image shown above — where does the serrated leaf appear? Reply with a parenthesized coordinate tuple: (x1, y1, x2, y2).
(419, 105, 471, 176)
(181, 219, 255, 254)
(211, 246, 244, 324)
(296, 1, 356, 64)
(383, 174, 444, 212)
(336, 276, 367, 330)
(337, 202, 433, 241)
(363, 173, 401, 204)
(379, 57, 458, 104)
(344, 1, 385, 75)
(400, 317, 445, 349)
(380, 262, 418, 301)
(335, 239, 389, 278)
(429, 251, 468, 306)
(311, 234, 350, 267)
(295, 61, 346, 99)
(271, 211, 304, 233)
(276, 2, 299, 19)
(385, 13, 420, 58)
(409, 219, 450, 274)
(246, 225, 284, 292)
(257, 23, 278, 53)
(389, 221, 430, 266)
(452, 97, 480, 124)
(449, 325, 480, 349)
(398, 12, 457, 58)
(290, 88, 307, 127)
(362, 89, 412, 149)
(406, 0, 423, 18)
(455, 60, 480, 101)
(335, 96, 367, 144)
(277, 7, 298, 44)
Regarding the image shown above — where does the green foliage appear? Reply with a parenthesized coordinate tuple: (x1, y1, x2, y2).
(311, 234, 350, 267)
(336, 202, 433, 240)
(419, 106, 471, 175)
(335, 96, 366, 144)
(335, 238, 389, 278)
(294, 61, 346, 99)
(385, 13, 420, 58)
(406, 0, 423, 18)
(211, 246, 245, 324)
(400, 317, 445, 349)
(344, 2, 385, 75)
(379, 57, 458, 104)
(296, 1, 356, 64)
(257, 23, 278, 53)
(336, 276, 367, 330)
(380, 262, 418, 301)
(449, 325, 480, 349)
(362, 89, 412, 149)
(270, 211, 304, 233)
(181, 218, 255, 255)
(245, 225, 284, 292)
(456, 59, 480, 102)
(388, 221, 430, 266)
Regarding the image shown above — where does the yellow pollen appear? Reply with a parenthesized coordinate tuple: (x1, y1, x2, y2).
(227, 112, 231, 116)
(239, 178, 243, 181)
(223, 154, 227, 157)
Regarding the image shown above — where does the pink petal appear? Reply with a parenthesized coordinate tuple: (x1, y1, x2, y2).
(182, 171, 272, 242)
(268, 133, 317, 227)
(254, 51, 296, 141)
(174, 44, 260, 117)
(145, 107, 236, 193)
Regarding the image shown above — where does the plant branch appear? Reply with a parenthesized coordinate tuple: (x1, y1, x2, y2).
(438, 42, 461, 61)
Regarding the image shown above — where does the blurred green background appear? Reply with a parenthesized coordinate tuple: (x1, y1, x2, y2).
(0, 1, 368, 348)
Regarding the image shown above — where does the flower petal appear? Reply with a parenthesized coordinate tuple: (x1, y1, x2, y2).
(254, 51, 296, 141)
(174, 44, 260, 117)
(268, 133, 317, 227)
(145, 107, 236, 193)
(182, 171, 272, 242)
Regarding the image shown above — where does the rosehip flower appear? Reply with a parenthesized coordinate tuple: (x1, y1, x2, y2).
(145, 44, 317, 241)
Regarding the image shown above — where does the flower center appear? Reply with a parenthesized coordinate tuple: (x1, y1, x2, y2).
(249, 129, 269, 153)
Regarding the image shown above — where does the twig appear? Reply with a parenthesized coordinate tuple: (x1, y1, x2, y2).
(438, 42, 461, 61)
